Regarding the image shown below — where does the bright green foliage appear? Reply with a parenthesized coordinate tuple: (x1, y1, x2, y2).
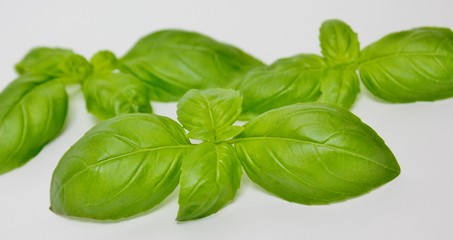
(120, 30, 264, 101)
(0, 74, 68, 174)
(320, 19, 360, 65)
(0, 21, 420, 221)
(50, 89, 246, 221)
(90, 50, 118, 73)
(359, 27, 453, 102)
(82, 73, 152, 120)
(82, 50, 153, 120)
(177, 142, 241, 221)
(237, 54, 325, 119)
(318, 66, 360, 109)
(57, 54, 92, 84)
(237, 19, 361, 119)
(50, 89, 400, 222)
(177, 89, 243, 142)
(14, 47, 92, 85)
(50, 114, 191, 220)
(15, 47, 74, 76)
(235, 103, 400, 204)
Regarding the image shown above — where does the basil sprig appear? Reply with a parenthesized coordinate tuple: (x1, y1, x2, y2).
(2, 20, 452, 223)
(50, 89, 400, 221)
(236, 19, 361, 119)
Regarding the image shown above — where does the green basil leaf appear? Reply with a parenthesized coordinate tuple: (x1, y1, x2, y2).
(177, 89, 242, 142)
(15, 47, 74, 76)
(50, 114, 191, 220)
(0, 74, 68, 174)
(319, 66, 360, 108)
(177, 142, 241, 221)
(57, 54, 92, 84)
(91, 50, 118, 74)
(186, 125, 243, 143)
(120, 30, 264, 101)
(234, 103, 400, 205)
(320, 19, 360, 65)
(82, 72, 152, 120)
(237, 54, 326, 119)
(215, 125, 244, 141)
(359, 27, 453, 102)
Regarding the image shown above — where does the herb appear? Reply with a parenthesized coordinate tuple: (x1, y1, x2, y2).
(0, 74, 68, 174)
(0, 47, 155, 174)
(50, 89, 399, 221)
(359, 27, 453, 102)
(119, 30, 264, 102)
(177, 142, 241, 221)
(234, 103, 400, 204)
(50, 114, 190, 220)
(15, 47, 74, 76)
(0, 48, 91, 174)
(82, 51, 152, 120)
(236, 19, 361, 119)
(3, 22, 450, 219)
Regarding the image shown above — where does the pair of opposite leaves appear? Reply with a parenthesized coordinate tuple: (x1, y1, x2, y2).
(50, 88, 400, 221)
(1, 19, 452, 175)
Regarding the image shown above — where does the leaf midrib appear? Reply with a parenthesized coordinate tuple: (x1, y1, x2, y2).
(359, 52, 453, 68)
(233, 136, 399, 173)
(0, 78, 54, 123)
(52, 145, 192, 199)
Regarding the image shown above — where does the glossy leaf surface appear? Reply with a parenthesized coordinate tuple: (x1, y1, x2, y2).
(235, 103, 400, 204)
(177, 89, 242, 142)
(320, 19, 360, 65)
(120, 30, 264, 101)
(50, 114, 191, 220)
(0, 74, 68, 174)
(319, 66, 360, 109)
(177, 142, 241, 221)
(237, 54, 326, 119)
(82, 72, 152, 120)
(359, 27, 453, 102)
(15, 47, 74, 76)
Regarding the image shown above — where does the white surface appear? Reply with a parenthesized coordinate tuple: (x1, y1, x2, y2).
(1, 0, 453, 239)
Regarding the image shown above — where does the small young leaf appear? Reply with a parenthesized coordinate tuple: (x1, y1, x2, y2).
(82, 72, 152, 120)
(236, 54, 326, 119)
(50, 114, 191, 220)
(177, 142, 241, 221)
(177, 88, 242, 142)
(15, 47, 74, 76)
(359, 27, 453, 102)
(57, 54, 92, 84)
(234, 103, 400, 205)
(91, 50, 118, 73)
(320, 19, 360, 65)
(119, 30, 264, 101)
(0, 74, 68, 174)
(319, 66, 360, 108)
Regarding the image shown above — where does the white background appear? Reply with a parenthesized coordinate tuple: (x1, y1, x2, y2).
(1, 0, 453, 239)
